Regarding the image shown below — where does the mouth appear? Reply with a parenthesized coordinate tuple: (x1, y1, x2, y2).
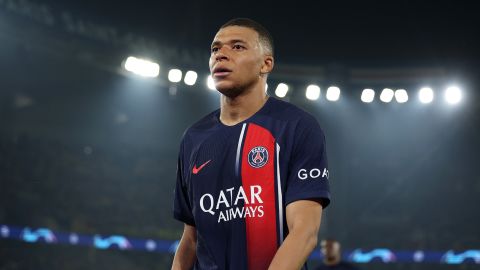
(212, 67, 232, 78)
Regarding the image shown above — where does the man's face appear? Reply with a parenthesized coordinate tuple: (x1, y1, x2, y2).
(321, 240, 341, 261)
(209, 26, 266, 97)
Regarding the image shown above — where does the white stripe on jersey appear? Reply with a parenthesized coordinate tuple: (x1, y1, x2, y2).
(235, 123, 247, 177)
(276, 143, 284, 244)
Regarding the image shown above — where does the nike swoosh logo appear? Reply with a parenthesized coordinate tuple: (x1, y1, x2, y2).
(192, 160, 211, 174)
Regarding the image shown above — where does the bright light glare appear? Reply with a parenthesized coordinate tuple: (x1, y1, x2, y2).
(380, 88, 394, 103)
(445, 86, 462, 104)
(419, 87, 434, 104)
(207, 75, 216, 90)
(168, 69, 182, 83)
(275, 83, 289, 98)
(395, 89, 408, 103)
(305, 85, 321, 100)
(124, 56, 159, 77)
(361, 89, 375, 103)
(326, 86, 340, 101)
(184, 71, 198, 85)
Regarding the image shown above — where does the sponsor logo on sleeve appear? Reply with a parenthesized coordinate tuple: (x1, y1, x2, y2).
(297, 168, 329, 180)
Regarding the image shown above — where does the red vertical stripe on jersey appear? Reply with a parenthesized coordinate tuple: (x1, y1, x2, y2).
(241, 123, 277, 269)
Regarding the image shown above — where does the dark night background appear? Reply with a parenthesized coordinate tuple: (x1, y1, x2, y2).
(0, 0, 479, 269)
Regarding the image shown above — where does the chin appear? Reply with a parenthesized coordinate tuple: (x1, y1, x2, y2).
(215, 83, 243, 98)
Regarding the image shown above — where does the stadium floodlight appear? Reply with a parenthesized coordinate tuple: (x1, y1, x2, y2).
(380, 88, 394, 103)
(419, 87, 434, 104)
(168, 69, 182, 83)
(445, 86, 462, 104)
(275, 83, 289, 98)
(207, 75, 216, 90)
(395, 89, 408, 103)
(305, 85, 321, 100)
(326, 86, 340, 101)
(184, 71, 198, 86)
(361, 89, 375, 103)
(123, 56, 159, 78)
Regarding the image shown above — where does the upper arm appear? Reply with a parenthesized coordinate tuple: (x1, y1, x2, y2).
(173, 138, 196, 226)
(285, 199, 323, 234)
(285, 115, 331, 208)
(171, 223, 197, 270)
(182, 223, 197, 243)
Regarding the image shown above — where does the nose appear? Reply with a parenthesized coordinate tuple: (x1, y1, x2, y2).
(214, 46, 229, 62)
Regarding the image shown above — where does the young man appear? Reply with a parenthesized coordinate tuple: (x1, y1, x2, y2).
(314, 239, 359, 270)
(172, 18, 330, 270)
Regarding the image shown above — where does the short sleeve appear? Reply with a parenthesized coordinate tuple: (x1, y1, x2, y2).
(173, 139, 196, 226)
(285, 115, 331, 208)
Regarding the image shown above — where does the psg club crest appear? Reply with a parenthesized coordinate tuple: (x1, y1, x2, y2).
(248, 146, 269, 168)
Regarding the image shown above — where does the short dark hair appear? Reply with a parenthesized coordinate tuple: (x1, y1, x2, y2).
(220, 18, 274, 56)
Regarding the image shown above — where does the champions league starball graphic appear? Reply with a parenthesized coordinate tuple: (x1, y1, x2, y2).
(1, 224, 479, 264)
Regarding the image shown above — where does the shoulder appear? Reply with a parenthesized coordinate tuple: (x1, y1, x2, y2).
(265, 97, 317, 122)
(267, 97, 325, 136)
(181, 109, 220, 140)
(175, 109, 220, 157)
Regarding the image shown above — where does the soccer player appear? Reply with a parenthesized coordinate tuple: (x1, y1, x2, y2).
(172, 18, 330, 270)
(314, 239, 359, 270)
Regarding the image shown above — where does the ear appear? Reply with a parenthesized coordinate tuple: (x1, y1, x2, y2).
(260, 55, 274, 75)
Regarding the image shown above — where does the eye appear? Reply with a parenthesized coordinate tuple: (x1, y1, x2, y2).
(232, 44, 245, 50)
(211, 47, 219, 53)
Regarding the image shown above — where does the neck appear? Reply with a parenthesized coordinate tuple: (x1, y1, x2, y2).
(324, 257, 341, 266)
(219, 80, 268, 126)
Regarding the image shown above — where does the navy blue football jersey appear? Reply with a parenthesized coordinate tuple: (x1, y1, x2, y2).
(173, 97, 331, 270)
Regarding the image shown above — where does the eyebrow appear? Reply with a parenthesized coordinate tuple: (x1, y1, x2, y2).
(211, 39, 247, 48)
